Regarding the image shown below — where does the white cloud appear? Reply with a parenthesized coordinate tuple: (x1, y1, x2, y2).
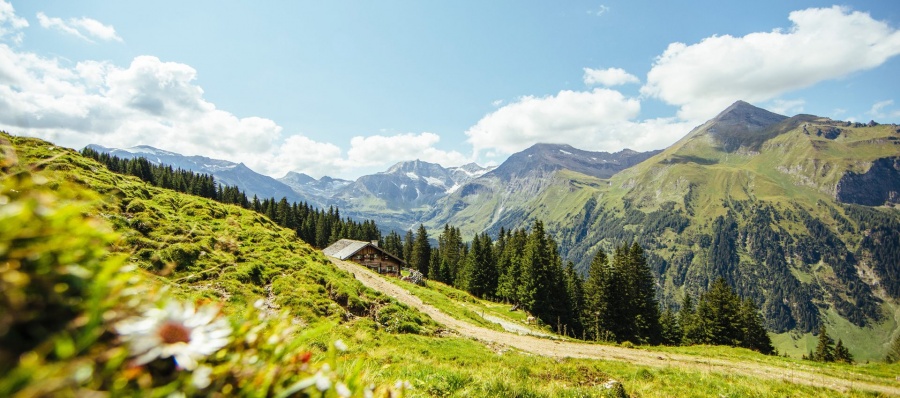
(868, 99, 900, 119)
(465, 88, 690, 158)
(347, 132, 469, 168)
(591, 5, 610, 17)
(583, 67, 640, 86)
(37, 11, 123, 43)
(641, 6, 900, 121)
(0, 42, 466, 179)
(765, 99, 805, 116)
(0, 0, 28, 44)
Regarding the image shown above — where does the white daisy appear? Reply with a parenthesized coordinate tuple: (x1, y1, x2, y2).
(334, 339, 348, 352)
(116, 301, 231, 370)
(336, 382, 352, 397)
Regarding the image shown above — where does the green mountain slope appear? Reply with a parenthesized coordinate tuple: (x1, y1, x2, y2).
(415, 101, 899, 360)
(553, 102, 900, 359)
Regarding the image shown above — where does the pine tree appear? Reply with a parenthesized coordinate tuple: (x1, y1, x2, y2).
(623, 242, 661, 345)
(886, 334, 900, 363)
(583, 248, 619, 341)
(813, 325, 835, 362)
(679, 293, 698, 345)
(465, 233, 497, 298)
(833, 339, 853, 364)
(739, 298, 774, 355)
(411, 224, 431, 277)
(659, 308, 682, 346)
(563, 261, 585, 338)
(403, 230, 414, 262)
(496, 228, 525, 303)
(383, 231, 404, 262)
(517, 221, 549, 314)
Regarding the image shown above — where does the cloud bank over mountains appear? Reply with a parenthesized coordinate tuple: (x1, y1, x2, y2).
(0, 2, 898, 179)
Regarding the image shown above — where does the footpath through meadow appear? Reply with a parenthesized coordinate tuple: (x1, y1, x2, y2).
(330, 258, 900, 395)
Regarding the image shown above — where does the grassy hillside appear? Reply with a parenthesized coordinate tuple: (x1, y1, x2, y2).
(417, 112, 900, 360)
(556, 117, 900, 360)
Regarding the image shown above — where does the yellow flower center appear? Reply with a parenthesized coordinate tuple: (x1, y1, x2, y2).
(158, 321, 192, 344)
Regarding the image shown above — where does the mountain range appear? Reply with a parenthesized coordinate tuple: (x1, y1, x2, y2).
(88, 100, 900, 356)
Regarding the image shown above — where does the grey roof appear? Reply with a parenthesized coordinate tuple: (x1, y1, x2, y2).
(322, 239, 406, 265)
(322, 239, 370, 260)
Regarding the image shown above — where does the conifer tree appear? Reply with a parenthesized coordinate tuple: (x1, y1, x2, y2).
(411, 224, 431, 277)
(496, 228, 525, 303)
(466, 233, 497, 299)
(563, 261, 585, 338)
(694, 278, 741, 346)
(739, 297, 774, 354)
(623, 242, 662, 344)
(582, 248, 620, 341)
(813, 325, 835, 362)
(383, 231, 404, 262)
(833, 339, 853, 364)
(886, 334, 900, 364)
(403, 230, 415, 266)
(660, 308, 682, 346)
(679, 293, 698, 345)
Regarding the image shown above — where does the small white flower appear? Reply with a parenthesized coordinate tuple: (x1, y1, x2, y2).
(116, 301, 231, 370)
(336, 382, 352, 397)
(334, 339, 348, 352)
(192, 365, 213, 389)
(315, 371, 331, 392)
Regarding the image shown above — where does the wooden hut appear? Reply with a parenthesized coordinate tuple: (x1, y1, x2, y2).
(323, 239, 404, 277)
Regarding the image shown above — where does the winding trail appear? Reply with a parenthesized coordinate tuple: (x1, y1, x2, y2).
(330, 258, 900, 395)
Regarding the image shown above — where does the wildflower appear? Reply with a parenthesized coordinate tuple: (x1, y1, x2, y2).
(116, 301, 231, 370)
(192, 365, 213, 389)
(334, 339, 348, 352)
(315, 371, 331, 392)
(336, 382, 352, 397)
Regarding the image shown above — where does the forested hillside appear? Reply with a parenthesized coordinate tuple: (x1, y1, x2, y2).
(551, 103, 900, 359)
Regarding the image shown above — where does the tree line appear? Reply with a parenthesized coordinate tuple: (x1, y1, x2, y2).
(80, 148, 380, 248)
(386, 220, 774, 353)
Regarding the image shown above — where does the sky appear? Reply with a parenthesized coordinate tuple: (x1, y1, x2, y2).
(1, 1, 899, 180)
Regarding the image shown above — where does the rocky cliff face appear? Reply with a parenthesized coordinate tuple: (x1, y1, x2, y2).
(836, 157, 900, 206)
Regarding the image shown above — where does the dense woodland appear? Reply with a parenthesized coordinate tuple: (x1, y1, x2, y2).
(84, 149, 775, 353)
(387, 221, 774, 353)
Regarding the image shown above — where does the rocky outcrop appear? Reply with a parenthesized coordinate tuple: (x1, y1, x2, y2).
(836, 157, 900, 206)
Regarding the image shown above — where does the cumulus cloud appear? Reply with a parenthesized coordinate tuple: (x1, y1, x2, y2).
(765, 99, 805, 116)
(0, 41, 467, 179)
(37, 11, 123, 43)
(0, 0, 28, 44)
(347, 132, 469, 167)
(641, 6, 900, 121)
(465, 88, 690, 158)
(868, 99, 900, 119)
(583, 67, 640, 86)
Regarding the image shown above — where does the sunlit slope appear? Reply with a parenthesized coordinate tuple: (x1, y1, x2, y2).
(5, 132, 430, 329)
(558, 106, 900, 360)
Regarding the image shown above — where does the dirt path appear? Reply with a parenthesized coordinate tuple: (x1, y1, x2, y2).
(331, 258, 900, 395)
(479, 312, 555, 338)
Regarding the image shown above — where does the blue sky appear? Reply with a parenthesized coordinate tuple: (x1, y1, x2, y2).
(1, 1, 899, 179)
